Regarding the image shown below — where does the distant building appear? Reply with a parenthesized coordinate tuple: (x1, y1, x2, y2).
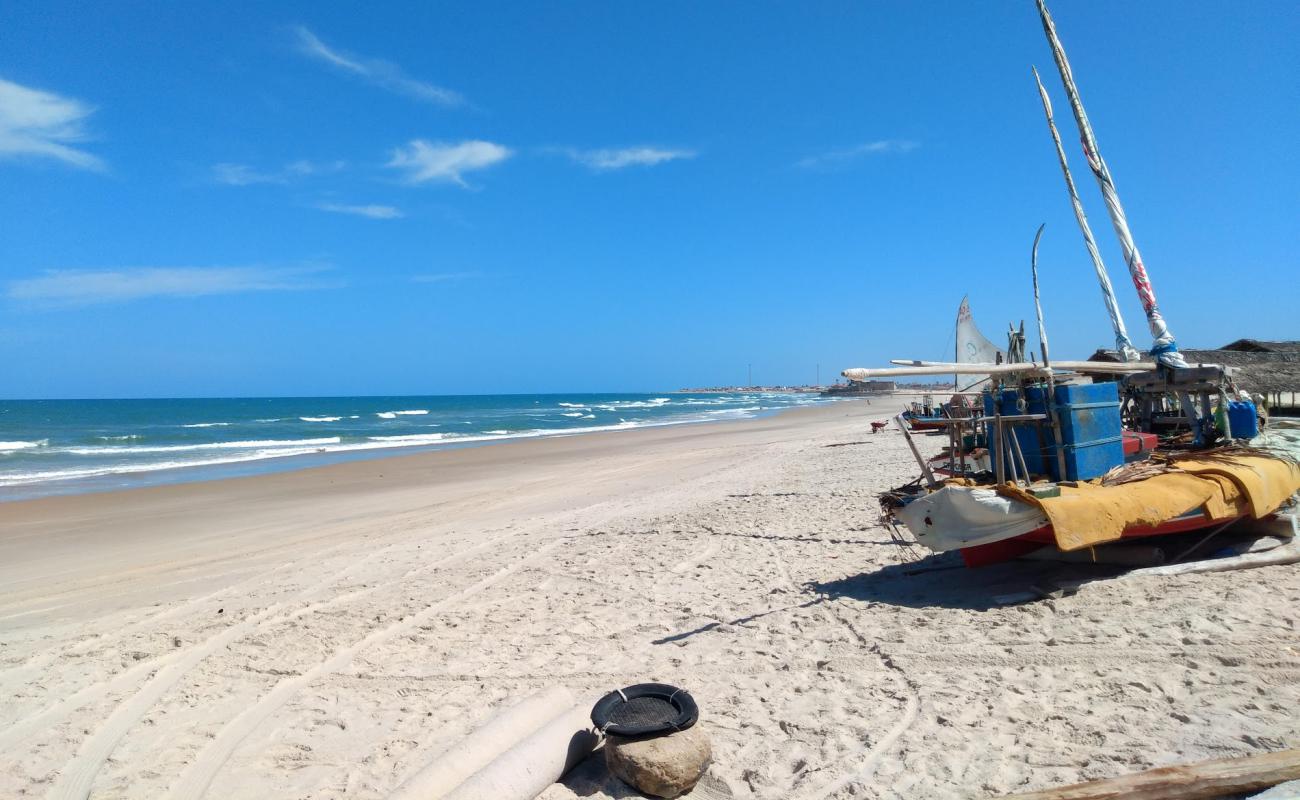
(821, 379, 895, 397)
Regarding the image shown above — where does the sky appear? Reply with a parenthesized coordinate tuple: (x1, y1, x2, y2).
(1, 1, 1297, 399)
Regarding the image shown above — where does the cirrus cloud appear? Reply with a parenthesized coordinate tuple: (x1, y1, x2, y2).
(566, 146, 696, 170)
(7, 265, 338, 308)
(316, 202, 403, 219)
(213, 158, 346, 186)
(293, 26, 463, 107)
(387, 139, 512, 187)
(795, 139, 919, 170)
(0, 77, 104, 171)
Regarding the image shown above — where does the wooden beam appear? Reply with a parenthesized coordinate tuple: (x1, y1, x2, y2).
(1119, 541, 1300, 579)
(895, 413, 937, 486)
(993, 748, 1300, 800)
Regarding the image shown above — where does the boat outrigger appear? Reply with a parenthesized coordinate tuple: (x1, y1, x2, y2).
(844, 0, 1300, 568)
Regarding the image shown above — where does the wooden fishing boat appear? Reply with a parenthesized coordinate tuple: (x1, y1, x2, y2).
(842, 0, 1300, 567)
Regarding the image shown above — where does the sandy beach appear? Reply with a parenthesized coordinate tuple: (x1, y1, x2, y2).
(2, 399, 1298, 799)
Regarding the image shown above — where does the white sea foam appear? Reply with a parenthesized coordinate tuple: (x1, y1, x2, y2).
(300, 416, 342, 422)
(376, 412, 396, 419)
(98, 435, 142, 441)
(62, 437, 342, 455)
(182, 422, 234, 428)
(0, 446, 341, 487)
(484, 429, 510, 435)
(557, 402, 586, 408)
(393, 409, 429, 415)
(0, 440, 47, 453)
(368, 433, 448, 444)
(561, 412, 584, 417)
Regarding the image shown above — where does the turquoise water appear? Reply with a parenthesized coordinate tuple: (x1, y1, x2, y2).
(0, 393, 826, 501)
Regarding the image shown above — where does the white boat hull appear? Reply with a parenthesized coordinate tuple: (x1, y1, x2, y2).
(894, 485, 1048, 553)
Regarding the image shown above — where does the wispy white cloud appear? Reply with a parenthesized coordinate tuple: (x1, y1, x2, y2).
(7, 265, 337, 307)
(293, 26, 463, 107)
(796, 139, 919, 169)
(411, 271, 482, 283)
(566, 146, 696, 170)
(316, 202, 403, 219)
(0, 77, 104, 171)
(387, 139, 511, 187)
(213, 159, 345, 186)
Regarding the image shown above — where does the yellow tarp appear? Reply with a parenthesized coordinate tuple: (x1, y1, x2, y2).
(1001, 454, 1300, 552)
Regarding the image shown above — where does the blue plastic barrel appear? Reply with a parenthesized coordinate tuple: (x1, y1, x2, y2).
(1227, 399, 1259, 439)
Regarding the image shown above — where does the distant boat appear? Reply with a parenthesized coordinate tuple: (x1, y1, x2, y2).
(954, 296, 1004, 393)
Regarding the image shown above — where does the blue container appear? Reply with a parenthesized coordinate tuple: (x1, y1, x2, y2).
(983, 382, 1126, 482)
(1227, 399, 1259, 439)
(984, 385, 1053, 478)
(1052, 381, 1124, 481)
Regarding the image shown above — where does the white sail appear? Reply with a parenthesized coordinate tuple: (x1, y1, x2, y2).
(955, 296, 1004, 391)
(1035, 0, 1186, 368)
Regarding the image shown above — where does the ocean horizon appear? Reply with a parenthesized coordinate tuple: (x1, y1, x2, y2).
(0, 392, 830, 501)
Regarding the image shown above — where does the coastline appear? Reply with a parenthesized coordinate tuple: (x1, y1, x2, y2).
(3, 397, 1296, 799)
(0, 392, 831, 504)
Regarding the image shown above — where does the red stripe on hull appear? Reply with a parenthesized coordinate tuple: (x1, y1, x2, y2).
(958, 513, 1243, 568)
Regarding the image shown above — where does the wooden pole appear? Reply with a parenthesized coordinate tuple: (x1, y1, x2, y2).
(993, 747, 1300, 800)
(896, 413, 937, 486)
(1029, 224, 1072, 482)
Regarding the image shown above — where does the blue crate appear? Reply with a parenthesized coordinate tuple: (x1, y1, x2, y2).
(983, 382, 1125, 481)
(1052, 381, 1124, 481)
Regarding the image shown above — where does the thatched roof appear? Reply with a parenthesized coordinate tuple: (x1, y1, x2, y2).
(1219, 339, 1300, 354)
(1088, 340, 1300, 395)
(1180, 349, 1300, 394)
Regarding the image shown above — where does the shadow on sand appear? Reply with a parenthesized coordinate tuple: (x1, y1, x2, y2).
(806, 553, 1118, 611)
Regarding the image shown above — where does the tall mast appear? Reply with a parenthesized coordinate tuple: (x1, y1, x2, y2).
(1035, 0, 1186, 368)
(1032, 67, 1141, 362)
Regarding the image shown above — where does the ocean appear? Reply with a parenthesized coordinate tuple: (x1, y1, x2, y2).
(0, 392, 828, 501)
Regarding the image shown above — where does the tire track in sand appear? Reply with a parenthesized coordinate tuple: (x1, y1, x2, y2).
(758, 538, 920, 800)
(162, 538, 563, 800)
(39, 531, 513, 800)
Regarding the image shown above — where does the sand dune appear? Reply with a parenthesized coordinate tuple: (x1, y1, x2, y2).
(1, 399, 1297, 798)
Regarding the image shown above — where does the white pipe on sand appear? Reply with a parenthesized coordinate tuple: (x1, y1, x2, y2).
(844, 364, 1050, 380)
(388, 686, 577, 800)
(884, 359, 1157, 373)
(442, 702, 599, 800)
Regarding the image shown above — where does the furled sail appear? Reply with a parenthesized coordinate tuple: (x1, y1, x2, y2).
(955, 296, 1004, 391)
(1031, 68, 1142, 363)
(1035, 0, 1187, 368)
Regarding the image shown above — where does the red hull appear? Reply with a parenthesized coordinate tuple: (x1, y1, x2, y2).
(907, 418, 948, 431)
(959, 512, 1244, 568)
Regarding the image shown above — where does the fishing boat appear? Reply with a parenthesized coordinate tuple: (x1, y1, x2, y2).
(897, 298, 1001, 432)
(843, 0, 1300, 567)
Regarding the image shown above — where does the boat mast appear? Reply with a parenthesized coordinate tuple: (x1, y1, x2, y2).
(1034, 0, 1187, 368)
(1031, 66, 1142, 363)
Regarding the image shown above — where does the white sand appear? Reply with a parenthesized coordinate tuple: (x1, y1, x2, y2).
(1, 398, 1297, 799)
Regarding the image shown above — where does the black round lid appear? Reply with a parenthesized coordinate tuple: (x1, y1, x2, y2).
(590, 683, 699, 737)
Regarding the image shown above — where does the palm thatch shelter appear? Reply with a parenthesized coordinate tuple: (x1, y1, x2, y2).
(1090, 339, 1300, 414)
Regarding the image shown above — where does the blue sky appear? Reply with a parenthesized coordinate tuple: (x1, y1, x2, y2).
(1, 1, 1296, 398)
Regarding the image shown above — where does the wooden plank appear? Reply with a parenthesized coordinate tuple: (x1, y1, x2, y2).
(896, 413, 937, 486)
(993, 748, 1300, 800)
(1120, 541, 1300, 579)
